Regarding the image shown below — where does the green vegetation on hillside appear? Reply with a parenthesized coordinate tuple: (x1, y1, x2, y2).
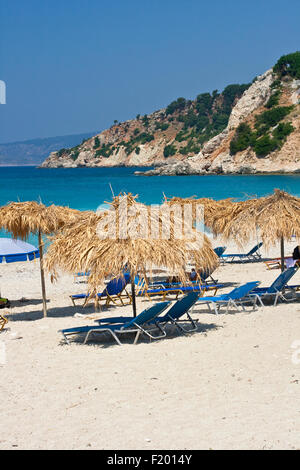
(122, 132, 155, 156)
(159, 83, 251, 157)
(163, 144, 176, 158)
(155, 122, 169, 131)
(55, 79, 252, 161)
(95, 143, 115, 158)
(230, 123, 255, 155)
(230, 108, 294, 157)
(57, 148, 67, 157)
(93, 137, 100, 148)
(273, 52, 300, 79)
(166, 97, 187, 115)
(229, 52, 298, 158)
(255, 106, 293, 133)
(70, 150, 80, 161)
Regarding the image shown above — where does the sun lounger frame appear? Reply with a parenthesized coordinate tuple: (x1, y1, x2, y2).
(220, 243, 263, 263)
(192, 281, 260, 315)
(60, 301, 171, 345)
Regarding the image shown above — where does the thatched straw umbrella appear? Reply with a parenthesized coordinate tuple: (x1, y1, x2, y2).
(45, 194, 218, 317)
(208, 189, 300, 271)
(163, 195, 234, 231)
(204, 198, 258, 237)
(0, 201, 83, 317)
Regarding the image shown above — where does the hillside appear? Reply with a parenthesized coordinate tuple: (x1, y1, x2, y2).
(41, 52, 300, 174)
(0, 132, 96, 166)
(40, 84, 251, 168)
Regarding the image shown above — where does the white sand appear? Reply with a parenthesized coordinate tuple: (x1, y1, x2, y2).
(0, 239, 300, 450)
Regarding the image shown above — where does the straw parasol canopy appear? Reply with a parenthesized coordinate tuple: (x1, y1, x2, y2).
(0, 201, 83, 317)
(46, 193, 218, 317)
(204, 198, 258, 237)
(208, 189, 300, 271)
(163, 195, 234, 231)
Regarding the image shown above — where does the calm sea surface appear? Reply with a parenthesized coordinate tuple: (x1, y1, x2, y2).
(1, 166, 300, 210)
(1, 166, 300, 246)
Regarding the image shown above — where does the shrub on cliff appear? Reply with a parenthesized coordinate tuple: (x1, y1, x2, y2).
(57, 148, 66, 157)
(253, 135, 278, 157)
(265, 89, 281, 109)
(93, 137, 100, 149)
(142, 115, 149, 127)
(179, 140, 200, 155)
(175, 130, 189, 142)
(70, 150, 80, 161)
(166, 97, 187, 115)
(222, 83, 251, 113)
(95, 144, 114, 158)
(255, 106, 293, 131)
(212, 112, 229, 131)
(273, 122, 294, 140)
(138, 132, 154, 144)
(155, 122, 169, 131)
(273, 52, 300, 79)
(163, 144, 177, 157)
(196, 93, 213, 113)
(230, 123, 254, 155)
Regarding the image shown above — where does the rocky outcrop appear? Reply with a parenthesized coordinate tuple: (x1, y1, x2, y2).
(227, 69, 273, 129)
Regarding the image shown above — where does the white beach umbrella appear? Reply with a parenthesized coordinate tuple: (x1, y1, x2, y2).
(0, 237, 39, 297)
(0, 238, 39, 263)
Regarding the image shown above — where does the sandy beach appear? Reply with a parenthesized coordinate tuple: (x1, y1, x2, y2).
(0, 238, 300, 450)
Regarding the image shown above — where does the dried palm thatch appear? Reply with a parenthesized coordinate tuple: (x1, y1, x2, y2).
(212, 189, 300, 271)
(0, 201, 84, 317)
(0, 201, 59, 239)
(47, 204, 87, 226)
(163, 195, 234, 229)
(204, 198, 257, 236)
(46, 193, 218, 316)
(0, 201, 84, 238)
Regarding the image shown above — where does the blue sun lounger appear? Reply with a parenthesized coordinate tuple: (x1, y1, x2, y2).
(214, 246, 226, 257)
(70, 273, 131, 307)
(220, 242, 263, 262)
(199, 266, 220, 285)
(96, 292, 200, 334)
(147, 265, 220, 287)
(135, 276, 223, 300)
(193, 281, 260, 314)
(60, 301, 171, 345)
(249, 266, 300, 306)
(139, 283, 222, 300)
(74, 271, 90, 283)
(153, 291, 200, 333)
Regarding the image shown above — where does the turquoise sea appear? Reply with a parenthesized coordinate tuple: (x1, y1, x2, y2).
(1, 166, 300, 246)
(1, 166, 300, 210)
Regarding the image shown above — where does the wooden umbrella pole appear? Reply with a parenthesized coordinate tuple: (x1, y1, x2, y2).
(131, 277, 137, 317)
(280, 236, 285, 273)
(38, 230, 47, 317)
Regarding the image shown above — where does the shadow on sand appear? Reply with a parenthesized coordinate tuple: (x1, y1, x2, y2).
(4, 301, 98, 322)
(58, 321, 221, 348)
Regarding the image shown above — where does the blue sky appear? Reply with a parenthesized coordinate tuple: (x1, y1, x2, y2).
(1, 0, 300, 143)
